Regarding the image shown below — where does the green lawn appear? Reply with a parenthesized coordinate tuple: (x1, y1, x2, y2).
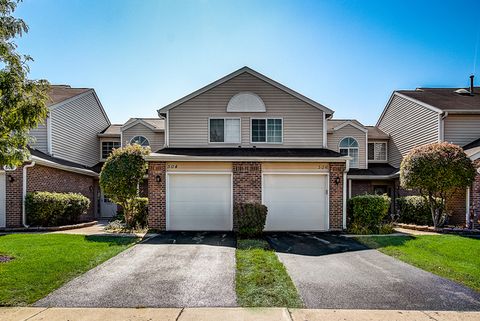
(0, 233, 137, 306)
(235, 239, 303, 308)
(356, 234, 480, 292)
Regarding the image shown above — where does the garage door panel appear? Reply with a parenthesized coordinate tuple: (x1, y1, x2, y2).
(168, 174, 232, 231)
(264, 174, 328, 231)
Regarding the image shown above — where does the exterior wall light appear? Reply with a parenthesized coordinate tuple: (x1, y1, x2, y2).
(155, 175, 162, 183)
(8, 175, 15, 183)
(334, 176, 341, 186)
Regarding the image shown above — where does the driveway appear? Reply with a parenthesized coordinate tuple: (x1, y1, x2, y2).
(267, 232, 480, 311)
(35, 232, 237, 308)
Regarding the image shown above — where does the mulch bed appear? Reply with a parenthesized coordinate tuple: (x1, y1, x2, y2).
(395, 223, 480, 235)
(0, 255, 14, 263)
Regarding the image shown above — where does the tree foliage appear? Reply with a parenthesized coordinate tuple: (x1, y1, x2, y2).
(400, 142, 475, 227)
(0, 0, 49, 167)
(99, 144, 150, 227)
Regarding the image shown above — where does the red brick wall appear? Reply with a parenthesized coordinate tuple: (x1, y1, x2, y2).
(329, 163, 345, 230)
(27, 165, 96, 220)
(5, 166, 24, 227)
(147, 162, 166, 230)
(351, 181, 372, 197)
(5, 163, 97, 227)
(471, 160, 480, 228)
(446, 188, 466, 226)
(232, 162, 262, 230)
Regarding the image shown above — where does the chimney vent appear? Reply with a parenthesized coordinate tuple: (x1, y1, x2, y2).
(470, 75, 474, 95)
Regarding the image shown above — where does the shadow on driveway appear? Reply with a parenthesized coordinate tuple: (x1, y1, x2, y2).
(147, 231, 236, 247)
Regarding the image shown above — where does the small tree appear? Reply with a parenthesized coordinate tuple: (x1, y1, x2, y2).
(99, 144, 150, 227)
(0, 0, 50, 167)
(400, 142, 475, 227)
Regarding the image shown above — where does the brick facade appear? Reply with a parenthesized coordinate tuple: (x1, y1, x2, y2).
(5, 163, 97, 227)
(147, 161, 166, 229)
(329, 163, 345, 230)
(232, 162, 262, 230)
(470, 159, 480, 228)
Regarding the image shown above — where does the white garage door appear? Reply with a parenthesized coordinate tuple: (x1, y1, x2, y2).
(167, 173, 232, 231)
(263, 174, 328, 231)
(0, 172, 5, 228)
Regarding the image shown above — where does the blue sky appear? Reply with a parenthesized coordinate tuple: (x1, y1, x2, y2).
(15, 0, 480, 125)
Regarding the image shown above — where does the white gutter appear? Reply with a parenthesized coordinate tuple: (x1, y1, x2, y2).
(22, 162, 36, 228)
(343, 159, 350, 230)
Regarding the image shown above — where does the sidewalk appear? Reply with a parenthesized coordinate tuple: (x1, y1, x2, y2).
(1, 307, 479, 321)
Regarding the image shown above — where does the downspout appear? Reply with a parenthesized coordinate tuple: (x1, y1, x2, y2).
(343, 159, 350, 230)
(22, 161, 35, 228)
(439, 112, 448, 142)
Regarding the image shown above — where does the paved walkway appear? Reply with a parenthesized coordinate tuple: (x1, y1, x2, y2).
(1, 307, 479, 321)
(50, 220, 148, 238)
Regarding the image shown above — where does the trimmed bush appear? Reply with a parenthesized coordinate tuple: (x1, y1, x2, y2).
(347, 194, 391, 234)
(396, 196, 433, 226)
(235, 203, 268, 238)
(25, 192, 90, 226)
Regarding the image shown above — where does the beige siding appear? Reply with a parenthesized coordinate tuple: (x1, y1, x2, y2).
(29, 122, 48, 153)
(378, 94, 440, 168)
(51, 92, 110, 167)
(168, 72, 324, 148)
(327, 124, 367, 169)
(444, 114, 480, 147)
(122, 123, 165, 152)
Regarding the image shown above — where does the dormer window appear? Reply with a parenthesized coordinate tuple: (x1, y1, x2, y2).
(130, 135, 150, 147)
(209, 118, 241, 143)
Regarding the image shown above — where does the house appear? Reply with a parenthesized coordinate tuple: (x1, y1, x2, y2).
(0, 85, 109, 228)
(345, 79, 480, 226)
(145, 67, 350, 231)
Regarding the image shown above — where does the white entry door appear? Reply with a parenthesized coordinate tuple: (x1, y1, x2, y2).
(263, 173, 328, 231)
(0, 172, 6, 228)
(167, 173, 232, 231)
(100, 192, 118, 218)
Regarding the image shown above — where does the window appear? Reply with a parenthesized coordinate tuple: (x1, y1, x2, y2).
(339, 137, 359, 168)
(209, 118, 240, 143)
(101, 141, 120, 159)
(368, 142, 387, 161)
(130, 136, 150, 147)
(251, 118, 282, 143)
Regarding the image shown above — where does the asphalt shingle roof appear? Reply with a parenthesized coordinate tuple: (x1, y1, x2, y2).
(397, 87, 480, 111)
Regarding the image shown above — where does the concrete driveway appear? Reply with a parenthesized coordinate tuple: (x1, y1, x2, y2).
(267, 232, 480, 311)
(35, 232, 237, 308)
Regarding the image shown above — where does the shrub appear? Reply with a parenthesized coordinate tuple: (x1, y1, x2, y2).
(396, 196, 433, 226)
(131, 197, 148, 228)
(26, 192, 90, 226)
(400, 142, 475, 227)
(235, 203, 268, 238)
(347, 194, 391, 234)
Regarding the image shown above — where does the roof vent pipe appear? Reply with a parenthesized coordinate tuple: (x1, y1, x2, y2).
(470, 75, 475, 95)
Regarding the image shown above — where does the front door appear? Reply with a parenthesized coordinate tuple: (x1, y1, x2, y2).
(100, 192, 118, 218)
(0, 172, 6, 228)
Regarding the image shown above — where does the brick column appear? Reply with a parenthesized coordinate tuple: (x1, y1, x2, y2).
(472, 160, 480, 228)
(329, 163, 345, 230)
(147, 162, 166, 230)
(5, 165, 24, 227)
(232, 162, 262, 230)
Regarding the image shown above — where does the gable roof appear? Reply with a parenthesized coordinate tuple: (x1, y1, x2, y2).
(366, 126, 389, 140)
(98, 124, 122, 137)
(327, 119, 367, 133)
(47, 85, 92, 107)
(157, 66, 334, 115)
(122, 118, 165, 131)
(396, 87, 480, 113)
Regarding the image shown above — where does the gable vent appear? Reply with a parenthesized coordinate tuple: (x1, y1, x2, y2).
(227, 92, 266, 112)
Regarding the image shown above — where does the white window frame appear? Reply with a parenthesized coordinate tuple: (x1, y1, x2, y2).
(339, 136, 359, 168)
(100, 140, 121, 160)
(368, 141, 388, 162)
(208, 117, 241, 144)
(130, 135, 150, 147)
(250, 117, 284, 144)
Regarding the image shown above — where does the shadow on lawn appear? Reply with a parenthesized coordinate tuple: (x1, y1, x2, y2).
(266, 232, 412, 256)
(84, 235, 138, 246)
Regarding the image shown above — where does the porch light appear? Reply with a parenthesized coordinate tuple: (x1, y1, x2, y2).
(334, 176, 340, 186)
(155, 175, 162, 183)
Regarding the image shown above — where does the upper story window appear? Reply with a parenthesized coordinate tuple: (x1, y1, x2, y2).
(368, 142, 387, 161)
(251, 118, 283, 143)
(101, 141, 120, 159)
(209, 118, 241, 143)
(130, 135, 150, 147)
(339, 137, 359, 168)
